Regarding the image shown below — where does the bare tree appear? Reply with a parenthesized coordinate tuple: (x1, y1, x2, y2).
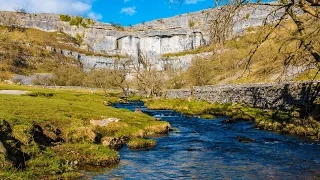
(13, 7, 26, 14)
(85, 58, 131, 95)
(170, 0, 320, 75)
(131, 51, 165, 97)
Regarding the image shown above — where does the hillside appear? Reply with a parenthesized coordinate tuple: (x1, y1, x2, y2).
(163, 17, 320, 85)
(0, 5, 318, 90)
(0, 25, 98, 81)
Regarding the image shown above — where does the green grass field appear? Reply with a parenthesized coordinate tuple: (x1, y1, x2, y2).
(0, 83, 169, 179)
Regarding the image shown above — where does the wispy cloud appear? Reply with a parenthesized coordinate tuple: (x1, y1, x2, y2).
(88, 12, 102, 20)
(185, 0, 205, 5)
(0, 0, 101, 20)
(124, 0, 130, 3)
(120, 6, 136, 16)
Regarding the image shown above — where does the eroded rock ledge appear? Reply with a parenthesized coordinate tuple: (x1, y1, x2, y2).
(0, 5, 283, 71)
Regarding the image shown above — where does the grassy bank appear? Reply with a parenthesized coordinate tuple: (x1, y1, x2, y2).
(0, 84, 170, 179)
(144, 99, 320, 140)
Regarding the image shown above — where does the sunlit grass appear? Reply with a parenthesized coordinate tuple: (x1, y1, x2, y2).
(145, 98, 320, 140)
(0, 84, 169, 178)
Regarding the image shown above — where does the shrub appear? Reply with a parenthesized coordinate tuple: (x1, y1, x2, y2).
(86, 18, 94, 25)
(50, 66, 85, 86)
(186, 57, 213, 86)
(75, 33, 83, 45)
(244, 13, 250, 20)
(0, 71, 12, 81)
(189, 20, 195, 28)
(62, 15, 91, 28)
(60, 14, 71, 22)
(69, 16, 83, 27)
(109, 22, 124, 31)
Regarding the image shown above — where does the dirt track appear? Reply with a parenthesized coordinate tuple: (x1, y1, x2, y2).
(0, 90, 30, 95)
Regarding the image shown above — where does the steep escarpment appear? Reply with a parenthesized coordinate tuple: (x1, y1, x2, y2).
(0, 5, 282, 71)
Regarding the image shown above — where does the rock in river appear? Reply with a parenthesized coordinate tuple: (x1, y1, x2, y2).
(235, 136, 254, 143)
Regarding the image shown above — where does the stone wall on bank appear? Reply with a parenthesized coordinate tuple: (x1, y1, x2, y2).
(166, 81, 320, 110)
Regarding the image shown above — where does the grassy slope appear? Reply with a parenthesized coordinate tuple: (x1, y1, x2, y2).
(0, 26, 124, 80)
(145, 99, 320, 140)
(0, 84, 169, 179)
(0, 26, 80, 79)
(163, 18, 320, 84)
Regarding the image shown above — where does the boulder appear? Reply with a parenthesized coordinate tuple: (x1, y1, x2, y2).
(90, 118, 120, 127)
(223, 118, 236, 124)
(235, 136, 254, 143)
(101, 137, 124, 150)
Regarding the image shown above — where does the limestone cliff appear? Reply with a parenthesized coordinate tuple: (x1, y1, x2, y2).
(0, 5, 281, 70)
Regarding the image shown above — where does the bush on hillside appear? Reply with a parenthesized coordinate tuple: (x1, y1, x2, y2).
(60, 15, 71, 22)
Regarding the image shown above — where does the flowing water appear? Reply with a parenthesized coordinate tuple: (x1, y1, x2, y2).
(91, 101, 320, 179)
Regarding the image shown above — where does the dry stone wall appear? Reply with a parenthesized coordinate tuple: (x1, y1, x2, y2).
(166, 81, 320, 110)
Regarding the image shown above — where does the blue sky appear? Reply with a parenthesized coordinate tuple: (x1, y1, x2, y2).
(94, 0, 215, 26)
(0, 0, 215, 26)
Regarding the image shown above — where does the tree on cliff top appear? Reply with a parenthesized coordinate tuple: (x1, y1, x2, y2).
(171, 0, 320, 77)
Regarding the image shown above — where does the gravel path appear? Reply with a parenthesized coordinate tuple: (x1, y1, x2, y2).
(0, 90, 31, 95)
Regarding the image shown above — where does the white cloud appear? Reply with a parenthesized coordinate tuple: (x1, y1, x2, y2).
(0, 0, 101, 19)
(120, 6, 136, 16)
(185, 0, 205, 4)
(88, 12, 102, 20)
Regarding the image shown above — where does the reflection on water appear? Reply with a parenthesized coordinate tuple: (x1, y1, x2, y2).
(90, 101, 320, 179)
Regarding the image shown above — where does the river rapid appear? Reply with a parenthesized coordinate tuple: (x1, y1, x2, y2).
(91, 101, 320, 179)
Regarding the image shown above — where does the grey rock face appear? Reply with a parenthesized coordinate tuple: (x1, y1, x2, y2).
(161, 52, 213, 71)
(0, 5, 282, 70)
(101, 137, 124, 150)
(166, 81, 320, 110)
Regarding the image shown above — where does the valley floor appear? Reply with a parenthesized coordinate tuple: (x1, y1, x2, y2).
(0, 83, 169, 179)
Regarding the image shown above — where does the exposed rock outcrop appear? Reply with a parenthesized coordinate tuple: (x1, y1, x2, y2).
(0, 5, 283, 70)
(101, 137, 124, 150)
(90, 118, 121, 127)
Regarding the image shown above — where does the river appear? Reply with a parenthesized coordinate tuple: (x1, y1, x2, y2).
(90, 101, 320, 179)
